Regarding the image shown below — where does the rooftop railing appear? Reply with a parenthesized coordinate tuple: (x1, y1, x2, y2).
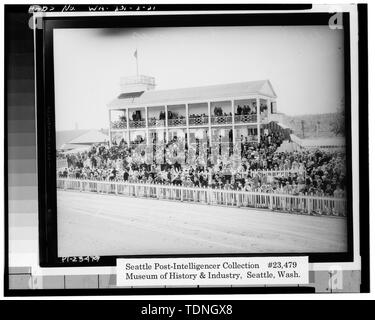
(120, 75, 156, 86)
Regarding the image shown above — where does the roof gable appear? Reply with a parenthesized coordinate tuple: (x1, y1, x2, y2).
(259, 80, 277, 98)
(56, 129, 89, 149)
(69, 130, 109, 144)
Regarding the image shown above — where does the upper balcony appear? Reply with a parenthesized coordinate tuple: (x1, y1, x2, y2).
(129, 107, 146, 128)
(188, 102, 209, 126)
(233, 100, 258, 124)
(167, 104, 186, 127)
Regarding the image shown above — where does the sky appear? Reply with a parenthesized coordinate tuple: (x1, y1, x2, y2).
(54, 26, 344, 131)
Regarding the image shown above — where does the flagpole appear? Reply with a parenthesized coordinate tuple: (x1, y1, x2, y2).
(135, 49, 139, 77)
(136, 55, 139, 77)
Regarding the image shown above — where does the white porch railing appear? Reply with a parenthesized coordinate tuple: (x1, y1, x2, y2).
(148, 119, 165, 127)
(129, 120, 146, 128)
(57, 178, 347, 217)
(168, 118, 186, 127)
(211, 116, 233, 125)
(234, 114, 257, 123)
(189, 116, 209, 126)
(111, 120, 127, 129)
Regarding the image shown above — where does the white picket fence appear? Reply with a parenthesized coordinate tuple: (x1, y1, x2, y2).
(245, 169, 306, 178)
(56, 178, 347, 217)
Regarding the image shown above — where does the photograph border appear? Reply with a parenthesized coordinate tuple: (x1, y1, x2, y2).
(36, 11, 355, 268)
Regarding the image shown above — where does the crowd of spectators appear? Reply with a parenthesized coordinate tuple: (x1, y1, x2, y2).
(213, 106, 232, 117)
(189, 113, 209, 119)
(235, 104, 256, 116)
(131, 111, 143, 122)
(57, 129, 347, 198)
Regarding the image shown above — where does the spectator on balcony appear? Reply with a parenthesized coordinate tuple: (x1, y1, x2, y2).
(236, 105, 242, 115)
(243, 105, 250, 115)
(159, 111, 165, 120)
(251, 104, 257, 114)
(213, 106, 223, 117)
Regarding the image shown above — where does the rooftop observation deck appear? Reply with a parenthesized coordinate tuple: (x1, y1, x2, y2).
(120, 75, 156, 94)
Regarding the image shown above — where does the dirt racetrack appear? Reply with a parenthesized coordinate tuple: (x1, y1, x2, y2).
(57, 190, 347, 257)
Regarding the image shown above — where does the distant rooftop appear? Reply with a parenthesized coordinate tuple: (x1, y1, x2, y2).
(108, 79, 277, 109)
(56, 129, 108, 150)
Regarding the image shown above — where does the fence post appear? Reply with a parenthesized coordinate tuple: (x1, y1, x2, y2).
(307, 197, 311, 215)
(269, 194, 273, 210)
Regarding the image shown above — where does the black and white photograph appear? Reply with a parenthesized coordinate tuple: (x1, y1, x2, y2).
(53, 24, 350, 258)
(3, 1, 371, 298)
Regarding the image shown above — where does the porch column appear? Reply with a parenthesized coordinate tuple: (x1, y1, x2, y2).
(126, 108, 130, 147)
(231, 100, 235, 145)
(185, 103, 190, 148)
(266, 99, 271, 121)
(165, 105, 169, 143)
(145, 106, 149, 146)
(256, 97, 260, 143)
(208, 102, 212, 146)
(108, 110, 112, 147)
